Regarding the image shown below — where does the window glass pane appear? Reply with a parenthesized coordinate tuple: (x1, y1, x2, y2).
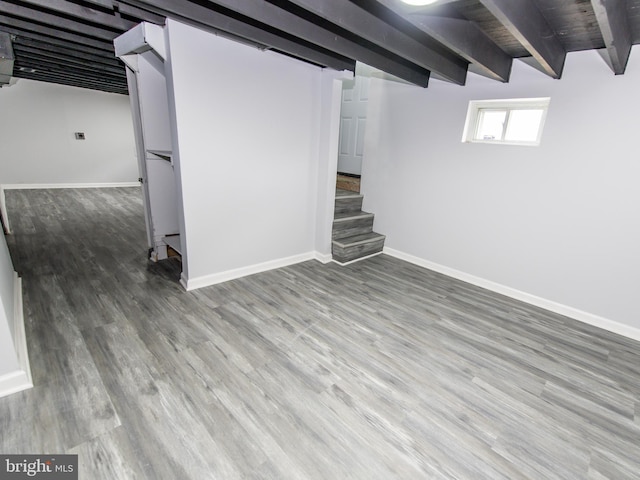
(475, 110, 506, 141)
(504, 109, 544, 142)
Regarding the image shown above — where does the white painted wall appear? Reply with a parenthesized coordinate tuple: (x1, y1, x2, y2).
(0, 231, 32, 397)
(362, 47, 640, 331)
(313, 71, 346, 262)
(0, 232, 18, 377)
(0, 79, 138, 185)
(164, 20, 336, 286)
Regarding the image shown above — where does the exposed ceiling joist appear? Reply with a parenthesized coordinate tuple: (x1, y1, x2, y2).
(374, 0, 513, 84)
(478, 0, 566, 78)
(1, 0, 640, 96)
(15, 69, 126, 93)
(407, 14, 511, 82)
(4, 28, 119, 58)
(590, 0, 632, 74)
(14, 55, 125, 87)
(0, 15, 116, 51)
(17, 0, 136, 31)
(122, 0, 355, 73)
(13, 44, 124, 74)
(13, 56, 124, 83)
(193, 0, 431, 86)
(284, 0, 468, 85)
(116, 2, 164, 25)
(0, 1, 122, 41)
(82, 0, 113, 8)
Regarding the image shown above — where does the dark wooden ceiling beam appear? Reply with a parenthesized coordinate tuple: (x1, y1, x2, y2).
(14, 38, 123, 68)
(0, 1, 120, 41)
(115, 2, 164, 25)
(0, 16, 115, 51)
(1, 26, 116, 58)
(590, 0, 631, 74)
(189, 0, 431, 86)
(478, 0, 566, 78)
(373, 0, 511, 82)
(284, 0, 467, 85)
(13, 70, 127, 93)
(14, 63, 128, 91)
(407, 15, 511, 82)
(13, 58, 126, 86)
(81, 0, 115, 10)
(17, 0, 136, 31)
(13, 44, 125, 75)
(14, 58, 125, 84)
(120, 0, 355, 72)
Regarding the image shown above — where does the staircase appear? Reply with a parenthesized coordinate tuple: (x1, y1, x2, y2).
(332, 189, 385, 263)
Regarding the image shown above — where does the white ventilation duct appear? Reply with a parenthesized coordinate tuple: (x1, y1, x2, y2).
(0, 32, 15, 87)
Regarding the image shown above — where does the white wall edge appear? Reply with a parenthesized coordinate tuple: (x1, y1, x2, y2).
(0, 275, 33, 399)
(0, 185, 10, 234)
(182, 252, 319, 291)
(1, 182, 140, 190)
(384, 247, 640, 343)
(13, 275, 32, 385)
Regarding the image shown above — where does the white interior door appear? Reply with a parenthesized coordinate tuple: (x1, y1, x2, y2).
(338, 75, 369, 175)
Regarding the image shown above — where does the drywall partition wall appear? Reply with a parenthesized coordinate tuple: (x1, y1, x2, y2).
(361, 47, 640, 336)
(0, 232, 17, 365)
(0, 231, 31, 397)
(164, 19, 333, 288)
(313, 70, 349, 263)
(0, 78, 138, 186)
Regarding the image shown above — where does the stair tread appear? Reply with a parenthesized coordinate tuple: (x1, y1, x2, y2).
(334, 210, 373, 221)
(336, 189, 363, 199)
(332, 231, 385, 247)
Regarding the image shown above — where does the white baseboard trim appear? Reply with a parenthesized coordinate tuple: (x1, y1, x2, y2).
(13, 275, 32, 383)
(332, 250, 383, 266)
(0, 275, 33, 399)
(1, 182, 140, 190)
(0, 370, 33, 399)
(182, 252, 319, 291)
(384, 247, 640, 343)
(313, 252, 333, 264)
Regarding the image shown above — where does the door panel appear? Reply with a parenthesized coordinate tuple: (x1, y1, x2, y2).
(338, 75, 369, 175)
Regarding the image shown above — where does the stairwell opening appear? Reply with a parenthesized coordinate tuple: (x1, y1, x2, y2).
(332, 63, 385, 264)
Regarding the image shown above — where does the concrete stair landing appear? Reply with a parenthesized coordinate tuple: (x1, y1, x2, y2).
(332, 189, 385, 263)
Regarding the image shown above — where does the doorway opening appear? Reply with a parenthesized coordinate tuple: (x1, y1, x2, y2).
(337, 63, 371, 193)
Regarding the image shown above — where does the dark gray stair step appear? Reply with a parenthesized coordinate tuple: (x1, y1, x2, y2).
(335, 191, 363, 214)
(336, 188, 356, 197)
(332, 232, 385, 263)
(332, 211, 374, 240)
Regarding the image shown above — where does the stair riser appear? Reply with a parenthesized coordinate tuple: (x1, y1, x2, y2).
(332, 216, 374, 240)
(334, 196, 363, 214)
(332, 238, 385, 263)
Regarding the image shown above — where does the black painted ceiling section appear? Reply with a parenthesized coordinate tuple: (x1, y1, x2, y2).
(0, 0, 638, 95)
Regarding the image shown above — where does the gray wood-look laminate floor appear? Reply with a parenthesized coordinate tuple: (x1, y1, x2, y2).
(1, 187, 639, 479)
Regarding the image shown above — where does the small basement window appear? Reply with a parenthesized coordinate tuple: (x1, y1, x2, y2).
(462, 97, 550, 146)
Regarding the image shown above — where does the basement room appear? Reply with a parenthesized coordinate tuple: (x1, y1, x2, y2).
(0, 1, 639, 479)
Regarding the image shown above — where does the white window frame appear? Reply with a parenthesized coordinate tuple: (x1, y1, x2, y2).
(462, 97, 550, 146)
